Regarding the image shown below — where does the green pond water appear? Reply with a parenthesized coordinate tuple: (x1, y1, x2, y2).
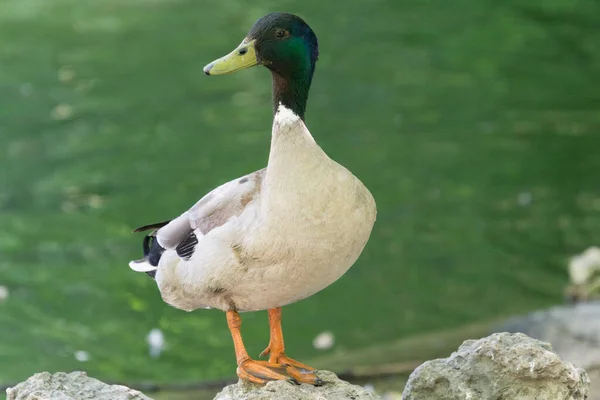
(1, 0, 600, 386)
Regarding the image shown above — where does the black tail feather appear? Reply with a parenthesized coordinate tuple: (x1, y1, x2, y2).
(132, 219, 172, 233)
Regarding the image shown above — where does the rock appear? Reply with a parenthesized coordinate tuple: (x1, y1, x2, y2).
(497, 302, 600, 399)
(402, 332, 589, 400)
(6, 371, 151, 400)
(497, 301, 600, 371)
(213, 370, 380, 400)
(565, 246, 600, 302)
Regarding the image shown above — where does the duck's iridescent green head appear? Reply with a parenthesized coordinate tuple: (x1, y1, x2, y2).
(204, 13, 319, 119)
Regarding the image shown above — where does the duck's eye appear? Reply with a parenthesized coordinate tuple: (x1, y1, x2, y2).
(275, 28, 288, 39)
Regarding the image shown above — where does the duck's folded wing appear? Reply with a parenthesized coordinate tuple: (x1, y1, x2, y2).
(146, 168, 265, 250)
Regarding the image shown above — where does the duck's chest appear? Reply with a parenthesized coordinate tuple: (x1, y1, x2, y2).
(244, 116, 376, 267)
(223, 159, 375, 311)
(255, 155, 376, 258)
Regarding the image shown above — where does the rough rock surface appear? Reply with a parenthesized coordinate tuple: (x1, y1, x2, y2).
(213, 370, 380, 400)
(402, 332, 589, 400)
(498, 302, 600, 399)
(6, 371, 151, 400)
(498, 301, 600, 371)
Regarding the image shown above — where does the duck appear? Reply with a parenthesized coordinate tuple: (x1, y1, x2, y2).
(129, 12, 376, 385)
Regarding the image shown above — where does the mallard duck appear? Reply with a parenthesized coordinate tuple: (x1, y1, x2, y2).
(129, 12, 376, 385)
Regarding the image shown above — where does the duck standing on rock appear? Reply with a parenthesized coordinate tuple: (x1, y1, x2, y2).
(129, 12, 376, 385)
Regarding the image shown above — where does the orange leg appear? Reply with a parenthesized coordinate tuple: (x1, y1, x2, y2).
(226, 310, 293, 385)
(260, 307, 322, 385)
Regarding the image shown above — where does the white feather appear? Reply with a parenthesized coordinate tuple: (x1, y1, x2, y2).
(274, 103, 300, 126)
(129, 260, 157, 272)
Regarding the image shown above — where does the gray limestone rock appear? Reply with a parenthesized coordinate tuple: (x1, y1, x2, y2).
(402, 332, 590, 400)
(213, 370, 380, 400)
(498, 301, 600, 371)
(6, 371, 151, 400)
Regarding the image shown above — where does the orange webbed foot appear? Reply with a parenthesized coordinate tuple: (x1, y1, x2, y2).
(260, 346, 322, 385)
(237, 358, 297, 385)
(259, 307, 323, 385)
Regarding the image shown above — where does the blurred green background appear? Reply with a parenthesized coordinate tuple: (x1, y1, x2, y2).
(1, 0, 599, 395)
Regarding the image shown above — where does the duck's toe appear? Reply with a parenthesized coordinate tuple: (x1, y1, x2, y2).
(283, 364, 322, 386)
(237, 359, 296, 385)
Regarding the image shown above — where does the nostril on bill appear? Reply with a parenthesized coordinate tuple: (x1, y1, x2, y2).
(238, 47, 248, 56)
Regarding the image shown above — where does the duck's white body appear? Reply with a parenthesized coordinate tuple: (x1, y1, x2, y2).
(130, 105, 376, 312)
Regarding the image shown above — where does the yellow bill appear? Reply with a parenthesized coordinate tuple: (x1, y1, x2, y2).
(203, 39, 258, 75)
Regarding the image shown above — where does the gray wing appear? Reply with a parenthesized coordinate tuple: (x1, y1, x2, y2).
(154, 168, 265, 250)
